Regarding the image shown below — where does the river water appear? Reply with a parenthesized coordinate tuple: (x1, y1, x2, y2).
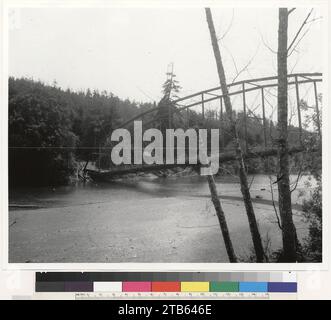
(10, 174, 315, 209)
(9, 174, 316, 263)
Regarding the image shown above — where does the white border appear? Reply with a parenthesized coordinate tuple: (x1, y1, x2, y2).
(1, 0, 329, 271)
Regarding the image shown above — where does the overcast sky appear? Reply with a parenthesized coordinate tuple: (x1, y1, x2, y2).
(9, 6, 323, 105)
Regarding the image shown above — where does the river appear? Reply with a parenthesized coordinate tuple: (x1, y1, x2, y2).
(9, 174, 316, 263)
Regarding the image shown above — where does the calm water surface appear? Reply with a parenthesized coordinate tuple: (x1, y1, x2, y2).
(10, 174, 316, 209)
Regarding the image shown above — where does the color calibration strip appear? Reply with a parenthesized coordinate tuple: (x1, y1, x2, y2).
(36, 281, 297, 293)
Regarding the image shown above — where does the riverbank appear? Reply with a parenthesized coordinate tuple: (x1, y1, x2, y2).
(9, 196, 308, 263)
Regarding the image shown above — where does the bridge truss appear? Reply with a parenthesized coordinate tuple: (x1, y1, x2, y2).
(86, 72, 322, 179)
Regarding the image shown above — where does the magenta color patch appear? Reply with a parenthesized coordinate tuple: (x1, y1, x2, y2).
(122, 282, 151, 292)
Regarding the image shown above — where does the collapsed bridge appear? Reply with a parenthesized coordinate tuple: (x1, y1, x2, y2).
(84, 72, 322, 181)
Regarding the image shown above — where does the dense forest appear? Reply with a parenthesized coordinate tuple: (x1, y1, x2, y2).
(9, 76, 311, 187)
(9, 77, 154, 186)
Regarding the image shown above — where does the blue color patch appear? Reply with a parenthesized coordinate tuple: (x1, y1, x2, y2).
(268, 282, 297, 292)
(239, 282, 268, 292)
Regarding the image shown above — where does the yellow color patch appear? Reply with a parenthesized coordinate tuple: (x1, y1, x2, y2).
(181, 282, 209, 292)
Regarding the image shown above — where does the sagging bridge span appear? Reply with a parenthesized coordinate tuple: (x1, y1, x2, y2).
(84, 72, 322, 180)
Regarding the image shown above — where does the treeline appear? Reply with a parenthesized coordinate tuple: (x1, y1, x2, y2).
(9, 77, 306, 187)
(9, 77, 154, 186)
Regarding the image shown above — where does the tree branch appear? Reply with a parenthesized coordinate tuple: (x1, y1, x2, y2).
(259, 31, 277, 54)
(288, 28, 310, 57)
(268, 175, 282, 230)
(287, 8, 313, 54)
(290, 159, 304, 193)
(231, 44, 260, 84)
(218, 9, 235, 41)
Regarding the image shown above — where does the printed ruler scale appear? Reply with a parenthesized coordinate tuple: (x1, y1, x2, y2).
(75, 291, 271, 300)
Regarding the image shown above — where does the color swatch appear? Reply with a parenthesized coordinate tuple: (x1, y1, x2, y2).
(35, 272, 297, 293)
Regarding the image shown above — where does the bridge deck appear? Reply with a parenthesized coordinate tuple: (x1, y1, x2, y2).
(85, 146, 310, 181)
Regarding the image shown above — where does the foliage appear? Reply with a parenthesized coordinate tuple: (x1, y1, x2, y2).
(162, 72, 181, 100)
(8, 77, 153, 186)
(299, 95, 322, 262)
(9, 78, 78, 186)
(302, 183, 322, 261)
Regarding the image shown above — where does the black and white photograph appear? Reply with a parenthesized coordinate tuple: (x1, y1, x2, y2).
(7, 2, 324, 264)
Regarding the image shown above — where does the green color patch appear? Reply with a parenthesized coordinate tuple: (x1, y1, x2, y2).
(209, 282, 239, 292)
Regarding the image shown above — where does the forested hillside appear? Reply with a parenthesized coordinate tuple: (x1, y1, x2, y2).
(9, 77, 154, 186)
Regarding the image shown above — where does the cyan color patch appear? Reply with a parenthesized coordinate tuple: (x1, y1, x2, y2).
(239, 282, 268, 292)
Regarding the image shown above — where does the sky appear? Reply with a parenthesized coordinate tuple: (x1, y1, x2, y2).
(9, 6, 323, 106)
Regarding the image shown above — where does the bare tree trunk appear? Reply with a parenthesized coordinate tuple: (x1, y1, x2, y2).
(206, 175, 237, 262)
(277, 8, 297, 262)
(205, 8, 265, 262)
(199, 120, 237, 262)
